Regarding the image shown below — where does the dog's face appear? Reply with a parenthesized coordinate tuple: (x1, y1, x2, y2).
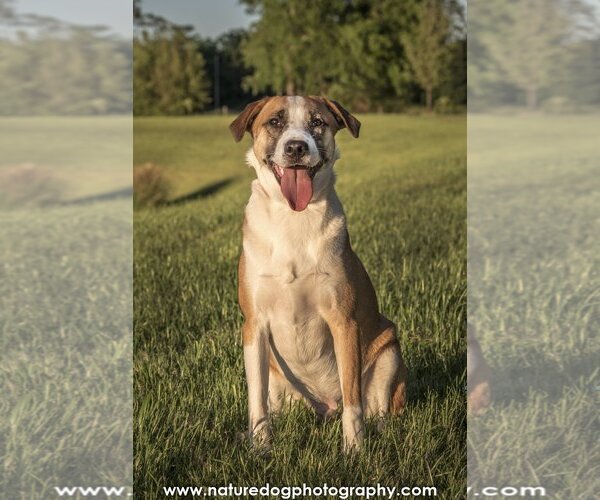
(230, 96, 360, 211)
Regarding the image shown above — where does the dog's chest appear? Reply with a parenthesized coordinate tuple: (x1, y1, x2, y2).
(244, 198, 344, 308)
(243, 198, 346, 400)
(248, 212, 337, 319)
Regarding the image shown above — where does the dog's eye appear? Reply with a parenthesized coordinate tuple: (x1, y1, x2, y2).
(268, 117, 282, 127)
(310, 118, 324, 128)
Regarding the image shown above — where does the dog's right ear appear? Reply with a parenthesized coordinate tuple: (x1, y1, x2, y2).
(229, 98, 269, 142)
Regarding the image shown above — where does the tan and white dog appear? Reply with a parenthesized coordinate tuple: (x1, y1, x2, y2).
(230, 96, 407, 451)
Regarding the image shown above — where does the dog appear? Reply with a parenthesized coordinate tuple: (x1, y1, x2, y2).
(467, 323, 492, 416)
(230, 96, 407, 451)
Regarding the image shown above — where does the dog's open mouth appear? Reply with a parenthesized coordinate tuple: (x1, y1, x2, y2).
(269, 160, 324, 212)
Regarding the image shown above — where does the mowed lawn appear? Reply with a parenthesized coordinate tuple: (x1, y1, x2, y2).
(134, 115, 467, 497)
(467, 115, 600, 498)
(1, 118, 132, 498)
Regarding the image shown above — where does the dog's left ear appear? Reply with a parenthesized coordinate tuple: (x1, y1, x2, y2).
(229, 98, 269, 142)
(322, 98, 361, 138)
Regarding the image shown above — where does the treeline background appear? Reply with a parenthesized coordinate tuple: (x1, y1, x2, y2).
(0, 0, 132, 115)
(134, 0, 467, 114)
(1, 0, 599, 116)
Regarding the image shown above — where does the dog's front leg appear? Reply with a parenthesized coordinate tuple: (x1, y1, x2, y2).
(242, 320, 271, 449)
(323, 311, 364, 451)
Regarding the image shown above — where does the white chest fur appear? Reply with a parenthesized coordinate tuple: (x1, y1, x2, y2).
(243, 180, 347, 402)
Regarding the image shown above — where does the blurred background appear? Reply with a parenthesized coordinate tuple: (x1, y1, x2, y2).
(1, 1, 132, 498)
(2, 0, 598, 117)
(468, 0, 599, 497)
(0, 0, 131, 115)
(469, 0, 600, 112)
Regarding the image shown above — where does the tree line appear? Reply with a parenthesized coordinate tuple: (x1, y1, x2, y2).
(1, 0, 598, 116)
(0, 0, 131, 115)
(134, 0, 467, 114)
(134, 0, 600, 115)
(469, 0, 600, 111)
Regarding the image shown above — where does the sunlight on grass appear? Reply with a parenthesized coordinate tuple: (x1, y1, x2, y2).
(134, 115, 467, 497)
(468, 115, 600, 497)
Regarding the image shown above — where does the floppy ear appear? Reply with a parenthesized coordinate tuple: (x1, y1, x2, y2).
(229, 98, 268, 142)
(322, 98, 361, 138)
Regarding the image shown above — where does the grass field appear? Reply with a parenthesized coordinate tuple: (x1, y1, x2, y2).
(134, 115, 467, 497)
(468, 115, 600, 498)
(1, 118, 132, 498)
(0, 117, 132, 200)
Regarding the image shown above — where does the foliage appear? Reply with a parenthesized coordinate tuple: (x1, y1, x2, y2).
(133, 163, 170, 208)
(197, 30, 255, 111)
(468, 0, 600, 109)
(329, 0, 420, 111)
(0, 28, 131, 115)
(403, 0, 451, 110)
(241, 0, 340, 96)
(134, 29, 210, 116)
(0, 163, 65, 209)
(240, 0, 465, 111)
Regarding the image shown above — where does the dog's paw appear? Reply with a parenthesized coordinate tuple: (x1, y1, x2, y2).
(343, 434, 364, 454)
(342, 425, 365, 453)
(239, 423, 273, 456)
(251, 437, 272, 458)
(342, 407, 365, 453)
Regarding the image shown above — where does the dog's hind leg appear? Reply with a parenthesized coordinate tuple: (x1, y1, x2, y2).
(363, 316, 407, 425)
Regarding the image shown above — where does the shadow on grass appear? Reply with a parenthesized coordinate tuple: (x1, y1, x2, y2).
(58, 177, 234, 208)
(163, 178, 234, 207)
(61, 186, 133, 205)
(487, 349, 598, 405)
(409, 346, 466, 406)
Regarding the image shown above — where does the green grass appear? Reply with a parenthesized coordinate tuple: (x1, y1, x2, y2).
(468, 115, 600, 498)
(0, 117, 132, 200)
(1, 118, 132, 498)
(1, 204, 133, 496)
(134, 115, 467, 497)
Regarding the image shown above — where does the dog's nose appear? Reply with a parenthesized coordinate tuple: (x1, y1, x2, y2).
(284, 140, 308, 160)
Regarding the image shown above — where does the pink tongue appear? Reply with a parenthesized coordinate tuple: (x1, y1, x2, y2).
(280, 168, 313, 211)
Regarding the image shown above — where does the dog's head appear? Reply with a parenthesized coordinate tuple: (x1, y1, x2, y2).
(229, 96, 360, 212)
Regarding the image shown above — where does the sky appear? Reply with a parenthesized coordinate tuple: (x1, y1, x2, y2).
(143, 0, 258, 38)
(16, 0, 133, 36)
(14, 0, 257, 39)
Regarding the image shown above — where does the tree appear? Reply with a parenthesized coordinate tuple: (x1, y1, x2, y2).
(330, 0, 420, 111)
(134, 0, 209, 115)
(134, 28, 210, 115)
(241, 0, 340, 96)
(402, 0, 450, 110)
(0, 27, 131, 115)
(470, 0, 570, 110)
(198, 30, 255, 111)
